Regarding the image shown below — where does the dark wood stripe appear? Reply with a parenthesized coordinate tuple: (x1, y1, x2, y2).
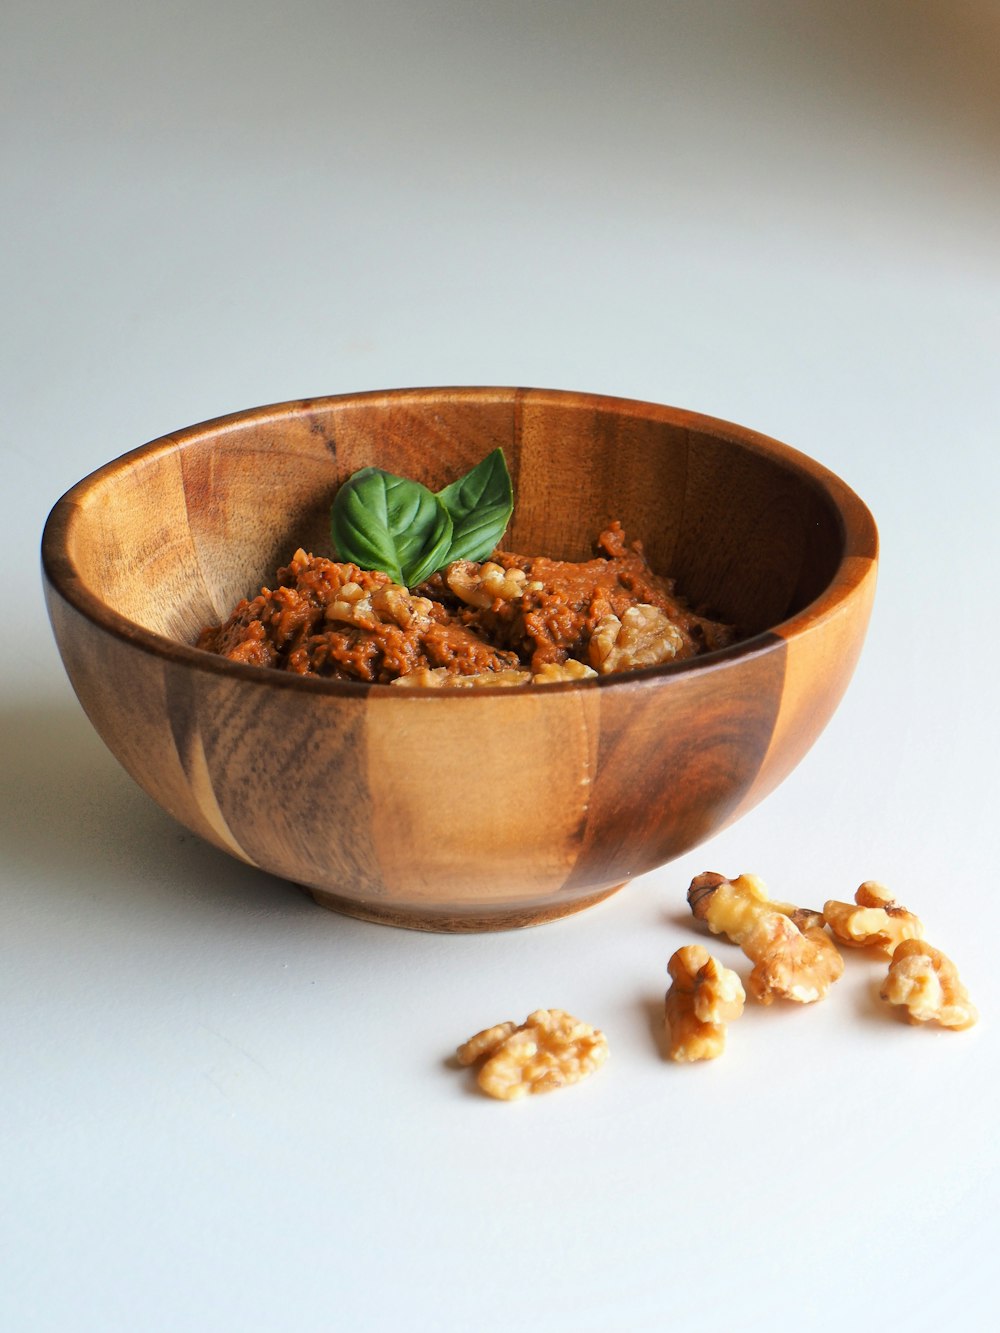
(562, 634, 788, 892)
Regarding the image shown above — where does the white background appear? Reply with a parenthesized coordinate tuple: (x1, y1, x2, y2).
(3, 3, 998, 1330)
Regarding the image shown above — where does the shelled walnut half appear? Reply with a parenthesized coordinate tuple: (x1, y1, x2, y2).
(687, 872, 842, 1005)
(823, 882, 924, 958)
(880, 940, 977, 1031)
(665, 945, 745, 1061)
(456, 1009, 609, 1101)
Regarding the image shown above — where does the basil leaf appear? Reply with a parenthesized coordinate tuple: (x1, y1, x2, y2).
(331, 467, 453, 587)
(436, 448, 514, 564)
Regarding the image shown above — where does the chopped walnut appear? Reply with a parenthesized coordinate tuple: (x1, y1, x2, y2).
(741, 914, 844, 1005)
(370, 584, 435, 629)
(532, 659, 598, 684)
(391, 659, 597, 687)
(665, 944, 745, 1062)
(324, 579, 378, 628)
(456, 1009, 609, 1101)
(823, 881, 924, 958)
(687, 872, 824, 945)
(391, 666, 531, 688)
(446, 560, 527, 609)
(588, 605, 685, 674)
(880, 940, 978, 1030)
(325, 578, 434, 631)
(481, 562, 527, 600)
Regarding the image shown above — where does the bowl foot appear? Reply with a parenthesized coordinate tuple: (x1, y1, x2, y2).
(305, 883, 628, 932)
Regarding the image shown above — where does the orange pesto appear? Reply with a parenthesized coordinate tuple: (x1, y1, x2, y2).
(196, 522, 734, 685)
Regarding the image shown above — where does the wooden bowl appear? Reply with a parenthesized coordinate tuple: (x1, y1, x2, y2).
(42, 388, 877, 931)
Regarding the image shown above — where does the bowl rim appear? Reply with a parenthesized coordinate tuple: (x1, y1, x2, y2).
(41, 385, 879, 697)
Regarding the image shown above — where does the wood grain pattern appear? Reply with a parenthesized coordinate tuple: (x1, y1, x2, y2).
(42, 387, 878, 931)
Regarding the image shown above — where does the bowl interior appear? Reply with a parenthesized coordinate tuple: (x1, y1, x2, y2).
(59, 389, 850, 655)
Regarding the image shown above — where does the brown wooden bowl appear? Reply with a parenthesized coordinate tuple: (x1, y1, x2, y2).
(42, 387, 877, 931)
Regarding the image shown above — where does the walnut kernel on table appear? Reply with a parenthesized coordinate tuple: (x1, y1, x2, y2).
(741, 913, 844, 1005)
(688, 872, 842, 1005)
(665, 945, 746, 1062)
(880, 940, 978, 1031)
(823, 881, 924, 957)
(687, 871, 823, 945)
(456, 1010, 609, 1101)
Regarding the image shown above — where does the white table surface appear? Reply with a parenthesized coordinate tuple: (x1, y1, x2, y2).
(4, 3, 998, 1330)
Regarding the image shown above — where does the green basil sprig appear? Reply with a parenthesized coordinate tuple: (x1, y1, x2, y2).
(330, 448, 513, 586)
